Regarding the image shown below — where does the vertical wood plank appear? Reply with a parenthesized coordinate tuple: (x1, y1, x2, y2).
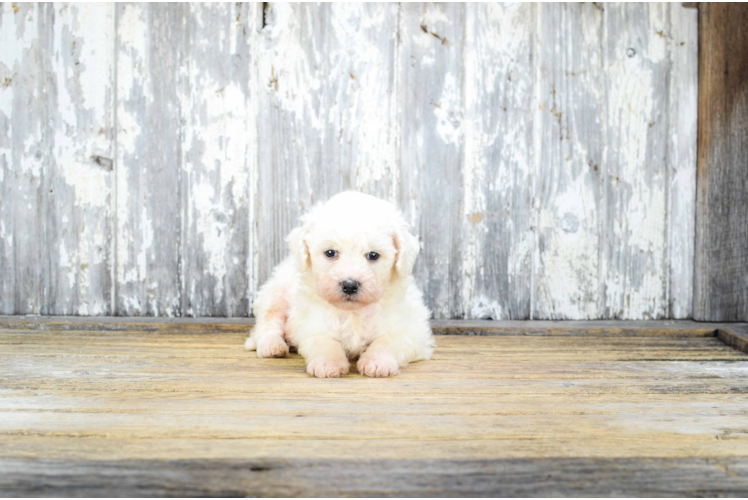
(115, 4, 184, 316)
(46, 3, 114, 315)
(667, 4, 697, 319)
(534, 3, 605, 320)
(0, 3, 47, 315)
(181, 3, 256, 317)
(256, 3, 399, 286)
(0, 3, 20, 313)
(694, 3, 748, 321)
(603, 3, 670, 319)
(462, 3, 534, 319)
(399, 3, 464, 319)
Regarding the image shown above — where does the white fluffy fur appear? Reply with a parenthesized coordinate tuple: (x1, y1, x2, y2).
(245, 191, 435, 378)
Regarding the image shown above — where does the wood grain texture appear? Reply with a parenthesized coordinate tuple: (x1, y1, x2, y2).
(604, 3, 671, 320)
(2, 457, 748, 497)
(667, 4, 698, 319)
(718, 325, 748, 355)
(0, 321, 747, 496)
(534, 3, 605, 320)
(47, 4, 115, 315)
(0, 3, 48, 315)
(399, 3, 465, 319)
(0, 3, 701, 320)
(694, 3, 748, 321)
(115, 3, 185, 316)
(462, 3, 534, 320)
(256, 3, 400, 285)
(180, 3, 257, 317)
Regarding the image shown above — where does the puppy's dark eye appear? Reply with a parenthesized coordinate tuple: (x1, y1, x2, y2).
(366, 252, 380, 261)
(325, 249, 338, 258)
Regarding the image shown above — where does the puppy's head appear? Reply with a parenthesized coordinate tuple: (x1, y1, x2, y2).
(287, 191, 419, 310)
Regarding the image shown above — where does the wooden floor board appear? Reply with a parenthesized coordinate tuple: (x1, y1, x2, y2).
(1, 319, 747, 496)
(3, 457, 748, 497)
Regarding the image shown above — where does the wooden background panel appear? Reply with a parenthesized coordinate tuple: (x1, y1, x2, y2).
(603, 3, 671, 320)
(534, 3, 605, 320)
(115, 4, 184, 316)
(46, 3, 115, 315)
(180, 3, 256, 317)
(461, 3, 535, 320)
(0, 3, 48, 315)
(667, 5, 697, 319)
(694, 3, 748, 321)
(399, 3, 465, 319)
(0, 4, 21, 313)
(0, 3, 704, 320)
(256, 3, 399, 286)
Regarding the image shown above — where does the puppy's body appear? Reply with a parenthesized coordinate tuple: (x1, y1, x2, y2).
(245, 192, 434, 378)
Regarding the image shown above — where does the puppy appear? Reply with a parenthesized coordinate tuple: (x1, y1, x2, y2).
(244, 191, 434, 378)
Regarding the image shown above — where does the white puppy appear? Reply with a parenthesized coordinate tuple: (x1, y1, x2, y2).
(244, 191, 434, 378)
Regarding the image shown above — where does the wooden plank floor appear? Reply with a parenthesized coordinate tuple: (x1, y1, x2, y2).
(1, 318, 748, 496)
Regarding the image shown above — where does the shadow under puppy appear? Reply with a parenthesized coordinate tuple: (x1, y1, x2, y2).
(245, 191, 435, 378)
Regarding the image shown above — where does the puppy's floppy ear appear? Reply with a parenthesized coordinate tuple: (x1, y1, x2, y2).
(393, 217, 420, 278)
(286, 224, 310, 270)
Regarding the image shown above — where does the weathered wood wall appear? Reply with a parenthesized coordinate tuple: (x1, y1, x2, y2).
(694, 3, 748, 322)
(0, 3, 700, 319)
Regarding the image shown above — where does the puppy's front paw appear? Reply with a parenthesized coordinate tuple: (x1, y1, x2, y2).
(357, 352, 400, 378)
(256, 334, 289, 358)
(306, 356, 350, 378)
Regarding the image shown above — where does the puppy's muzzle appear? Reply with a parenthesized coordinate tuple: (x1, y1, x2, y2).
(340, 279, 360, 296)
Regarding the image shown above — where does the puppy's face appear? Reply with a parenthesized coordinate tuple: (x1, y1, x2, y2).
(288, 192, 419, 311)
(306, 229, 397, 310)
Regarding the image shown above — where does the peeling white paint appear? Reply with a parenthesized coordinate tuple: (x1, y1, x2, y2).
(433, 73, 463, 146)
(413, 6, 448, 50)
(246, 3, 260, 313)
(58, 240, 75, 295)
(607, 65, 654, 179)
(191, 182, 228, 298)
(117, 5, 148, 78)
(533, 3, 607, 320)
(138, 200, 153, 285)
(0, 152, 6, 183)
(0, 4, 37, 69)
(461, 5, 484, 314)
(45, 3, 114, 314)
(114, 4, 145, 299)
(470, 297, 504, 320)
(0, 221, 12, 249)
(646, 26, 669, 63)
(667, 5, 698, 319)
(328, 4, 398, 198)
(0, 3, 699, 319)
(603, 3, 670, 319)
(260, 3, 320, 128)
(179, 2, 256, 316)
(59, 162, 109, 208)
(462, 3, 535, 319)
(21, 135, 43, 177)
(72, 4, 112, 130)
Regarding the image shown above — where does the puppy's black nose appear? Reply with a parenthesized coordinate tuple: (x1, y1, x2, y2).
(340, 279, 360, 296)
